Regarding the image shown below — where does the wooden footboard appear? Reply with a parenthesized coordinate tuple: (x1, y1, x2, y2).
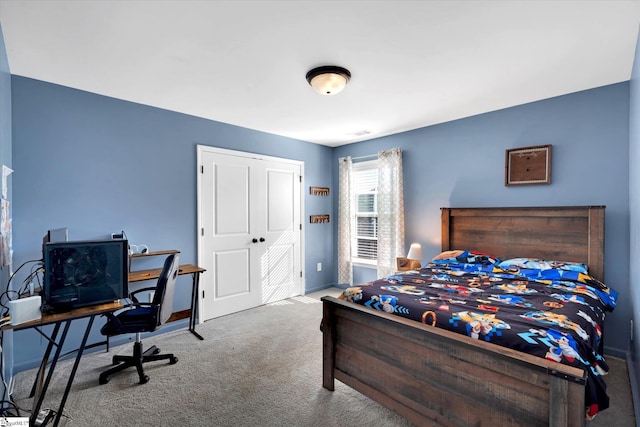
(322, 296, 587, 427)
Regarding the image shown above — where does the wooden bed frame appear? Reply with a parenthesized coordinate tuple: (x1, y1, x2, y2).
(322, 206, 605, 427)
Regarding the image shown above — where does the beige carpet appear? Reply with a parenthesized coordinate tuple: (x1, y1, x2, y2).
(11, 290, 412, 426)
(9, 288, 636, 426)
(590, 355, 636, 427)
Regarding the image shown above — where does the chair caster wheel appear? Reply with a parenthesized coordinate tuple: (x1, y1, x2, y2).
(170, 356, 178, 364)
(139, 375, 149, 384)
(99, 376, 109, 385)
(152, 347, 160, 355)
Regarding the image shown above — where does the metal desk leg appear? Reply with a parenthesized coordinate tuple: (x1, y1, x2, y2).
(189, 272, 204, 340)
(29, 322, 61, 398)
(30, 320, 71, 427)
(51, 315, 96, 426)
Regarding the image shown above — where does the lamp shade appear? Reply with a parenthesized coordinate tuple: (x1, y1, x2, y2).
(306, 66, 351, 95)
(406, 243, 423, 261)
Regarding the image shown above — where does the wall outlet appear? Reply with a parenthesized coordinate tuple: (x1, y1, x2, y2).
(317, 262, 322, 272)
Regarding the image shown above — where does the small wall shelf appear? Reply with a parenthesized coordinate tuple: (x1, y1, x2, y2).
(310, 214, 330, 223)
(310, 187, 330, 196)
(129, 249, 180, 258)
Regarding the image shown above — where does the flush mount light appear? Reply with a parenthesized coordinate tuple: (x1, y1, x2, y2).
(306, 66, 351, 95)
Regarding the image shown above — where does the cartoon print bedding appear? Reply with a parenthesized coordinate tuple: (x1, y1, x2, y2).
(338, 251, 618, 419)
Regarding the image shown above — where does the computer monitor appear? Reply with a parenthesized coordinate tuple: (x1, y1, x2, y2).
(42, 239, 129, 313)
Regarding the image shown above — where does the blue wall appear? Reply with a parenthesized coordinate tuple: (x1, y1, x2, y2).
(0, 19, 10, 290)
(629, 24, 640, 409)
(10, 76, 335, 370)
(0, 22, 12, 395)
(333, 83, 631, 356)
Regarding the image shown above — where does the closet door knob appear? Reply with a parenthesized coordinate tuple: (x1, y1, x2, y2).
(252, 238, 258, 243)
(259, 237, 265, 242)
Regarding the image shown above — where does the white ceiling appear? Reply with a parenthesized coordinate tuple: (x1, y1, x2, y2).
(1, 1, 639, 147)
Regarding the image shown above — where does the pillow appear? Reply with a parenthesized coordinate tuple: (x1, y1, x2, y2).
(430, 250, 501, 265)
(497, 257, 588, 274)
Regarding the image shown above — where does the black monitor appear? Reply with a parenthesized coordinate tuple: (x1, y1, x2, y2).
(42, 239, 129, 313)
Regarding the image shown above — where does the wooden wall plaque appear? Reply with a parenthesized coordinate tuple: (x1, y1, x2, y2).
(505, 144, 551, 186)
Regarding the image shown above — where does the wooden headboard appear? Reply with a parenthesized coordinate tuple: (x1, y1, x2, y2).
(441, 206, 605, 280)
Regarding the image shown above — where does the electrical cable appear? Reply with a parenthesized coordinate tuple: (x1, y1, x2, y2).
(0, 400, 22, 417)
(0, 290, 18, 316)
(0, 259, 43, 315)
(0, 260, 44, 417)
(17, 264, 43, 298)
(6, 259, 42, 291)
(0, 332, 25, 418)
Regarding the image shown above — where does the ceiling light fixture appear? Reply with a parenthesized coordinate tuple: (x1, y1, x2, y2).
(306, 66, 351, 95)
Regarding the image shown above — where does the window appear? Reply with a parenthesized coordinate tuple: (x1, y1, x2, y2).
(338, 148, 403, 283)
(351, 161, 378, 264)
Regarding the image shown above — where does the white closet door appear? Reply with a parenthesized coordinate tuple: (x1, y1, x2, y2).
(260, 160, 301, 304)
(197, 146, 303, 321)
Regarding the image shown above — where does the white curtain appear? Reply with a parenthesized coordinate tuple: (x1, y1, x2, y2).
(337, 156, 353, 285)
(376, 148, 405, 278)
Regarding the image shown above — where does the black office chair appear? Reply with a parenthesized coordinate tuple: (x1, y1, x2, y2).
(99, 254, 180, 385)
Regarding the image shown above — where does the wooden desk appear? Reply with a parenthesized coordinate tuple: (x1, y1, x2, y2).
(4, 301, 123, 426)
(128, 263, 206, 340)
(4, 301, 122, 332)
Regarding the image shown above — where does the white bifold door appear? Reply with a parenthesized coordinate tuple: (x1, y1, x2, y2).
(197, 146, 303, 321)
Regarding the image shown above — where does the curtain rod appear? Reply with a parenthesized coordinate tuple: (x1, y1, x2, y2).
(343, 148, 401, 162)
(350, 153, 377, 161)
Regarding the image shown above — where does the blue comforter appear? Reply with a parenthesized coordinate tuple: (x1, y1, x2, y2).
(338, 261, 618, 418)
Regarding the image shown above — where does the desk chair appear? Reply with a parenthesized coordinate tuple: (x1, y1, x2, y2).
(99, 254, 179, 385)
